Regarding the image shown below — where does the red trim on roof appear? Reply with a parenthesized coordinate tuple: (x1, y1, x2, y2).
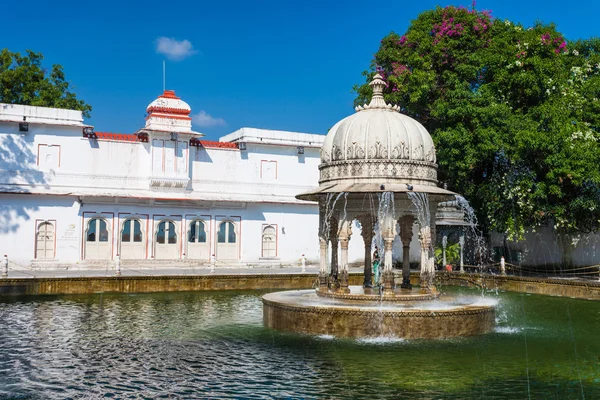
(146, 106, 191, 115)
(200, 140, 239, 149)
(95, 132, 139, 142)
(145, 114, 192, 121)
(159, 90, 180, 99)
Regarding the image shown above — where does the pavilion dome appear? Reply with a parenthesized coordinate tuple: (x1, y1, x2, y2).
(146, 89, 191, 116)
(318, 74, 438, 188)
(143, 90, 201, 134)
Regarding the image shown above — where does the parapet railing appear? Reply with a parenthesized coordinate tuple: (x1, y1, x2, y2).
(447, 261, 600, 281)
(2, 258, 38, 278)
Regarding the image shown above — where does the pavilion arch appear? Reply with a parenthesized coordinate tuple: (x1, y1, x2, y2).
(85, 217, 111, 260)
(187, 219, 210, 260)
(154, 219, 179, 259)
(119, 218, 145, 260)
(216, 220, 239, 260)
(35, 221, 55, 260)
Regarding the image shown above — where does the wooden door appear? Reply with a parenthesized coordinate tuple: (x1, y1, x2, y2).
(36, 222, 55, 259)
(155, 221, 179, 259)
(261, 225, 276, 258)
(85, 218, 110, 259)
(216, 221, 238, 260)
(120, 219, 145, 259)
(187, 220, 209, 260)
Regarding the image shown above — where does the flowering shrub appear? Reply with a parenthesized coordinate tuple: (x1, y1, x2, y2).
(354, 5, 600, 237)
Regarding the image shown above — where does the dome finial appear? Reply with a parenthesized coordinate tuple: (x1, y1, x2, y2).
(369, 73, 386, 103)
(355, 73, 401, 112)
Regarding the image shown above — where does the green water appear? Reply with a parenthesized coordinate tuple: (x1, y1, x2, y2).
(0, 286, 599, 399)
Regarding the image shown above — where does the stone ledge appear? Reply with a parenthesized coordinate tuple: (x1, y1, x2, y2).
(0, 272, 598, 300)
(440, 272, 600, 300)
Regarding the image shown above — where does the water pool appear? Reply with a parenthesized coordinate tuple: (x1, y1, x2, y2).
(0, 287, 599, 399)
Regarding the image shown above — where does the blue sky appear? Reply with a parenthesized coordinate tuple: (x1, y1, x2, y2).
(3, 0, 599, 140)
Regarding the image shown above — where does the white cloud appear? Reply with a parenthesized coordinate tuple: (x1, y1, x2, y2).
(155, 37, 197, 61)
(192, 111, 226, 127)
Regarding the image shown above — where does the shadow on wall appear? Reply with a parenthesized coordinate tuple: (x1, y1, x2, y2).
(0, 133, 47, 233)
(504, 225, 600, 268)
(195, 147, 213, 163)
(560, 232, 600, 267)
(0, 202, 39, 234)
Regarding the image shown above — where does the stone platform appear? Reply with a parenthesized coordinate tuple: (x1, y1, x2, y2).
(263, 286, 496, 339)
(316, 285, 440, 302)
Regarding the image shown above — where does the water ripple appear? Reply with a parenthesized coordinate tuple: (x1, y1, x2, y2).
(0, 288, 599, 399)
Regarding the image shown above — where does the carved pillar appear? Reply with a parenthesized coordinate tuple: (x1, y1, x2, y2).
(319, 237, 328, 288)
(430, 212, 437, 251)
(381, 225, 396, 293)
(318, 198, 328, 289)
(338, 220, 351, 293)
(399, 215, 415, 289)
(419, 225, 436, 293)
(429, 202, 438, 274)
(442, 234, 448, 267)
(459, 234, 465, 273)
(358, 214, 374, 288)
(329, 216, 339, 288)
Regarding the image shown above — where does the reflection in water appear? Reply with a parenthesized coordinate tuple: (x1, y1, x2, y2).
(0, 288, 599, 399)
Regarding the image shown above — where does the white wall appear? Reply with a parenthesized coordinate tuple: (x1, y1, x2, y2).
(0, 116, 327, 268)
(240, 203, 319, 263)
(0, 194, 81, 267)
(0, 191, 429, 269)
(0, 121, 321, 205)
(0, 193, 325, 267)
(191, 143, 320, 202)
(491, 224, 600, 267)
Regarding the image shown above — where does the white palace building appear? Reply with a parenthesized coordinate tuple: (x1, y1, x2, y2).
(0, 90, 377, 270)
(2, 89, 597, 271)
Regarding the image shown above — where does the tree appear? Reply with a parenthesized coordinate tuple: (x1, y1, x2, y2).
(0, 49, 91, 118)
(434, 242, 460, 266)
(354, 5, 600, 238)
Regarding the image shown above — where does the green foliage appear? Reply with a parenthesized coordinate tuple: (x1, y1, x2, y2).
(354, 6, 600, 237)
(434, 242, 460, 265)
(0, 49, 91, 118)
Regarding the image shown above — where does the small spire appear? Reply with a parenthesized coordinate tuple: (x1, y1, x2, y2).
(369, 73, 387, 105)
(355, 73, 401, 112)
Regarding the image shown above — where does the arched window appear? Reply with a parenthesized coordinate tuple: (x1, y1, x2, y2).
(85, 217, 111, 260)
(122, 219, 142, 243)
(187, 219, 209, 260)
(217, 221, 236, 243)
(120, 218, 145, 260)
(262, 225, 276, 258)
(36, 221, 55, 259)
(87, 218, 108, 242)
(188, 220, 207, 243)
(216, 221, 238, 260)
(157, 221, 177, 244)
